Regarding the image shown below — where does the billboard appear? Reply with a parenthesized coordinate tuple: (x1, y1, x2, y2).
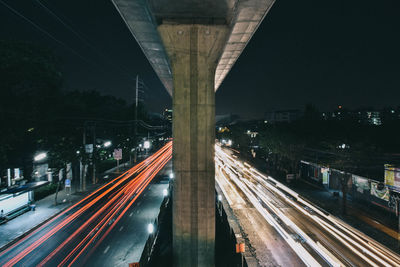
(321, 168, 329, 184)
(33, 163, 49, 181)
(85, 144, 93, 153)
(384, 164, 400, 193)
(370, 182, 389, 201)
(113, 149, 122, 160)
(0, 192, 29, 214)
(352, 175, 369, 193)
(66, 163, 72, 180)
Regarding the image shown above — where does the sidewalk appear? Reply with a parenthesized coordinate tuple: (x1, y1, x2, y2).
(0, 162, 133, 251)
(0, 184, 94, 250)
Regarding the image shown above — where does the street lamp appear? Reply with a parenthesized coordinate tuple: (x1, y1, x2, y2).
(217, 194, 223, 217)
(169, 172, 174, 179)
(147, 223, 154, 234)
(34, 152, 47, 162)
(163, 188, 168, 197)
(104, 141, 112, 148)
(143, 140, 151, 149)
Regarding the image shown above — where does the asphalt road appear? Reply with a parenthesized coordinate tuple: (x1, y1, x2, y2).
(216, 144, 400, 267)
(87, 175, 170, 267)
(0, 142, 172, 267)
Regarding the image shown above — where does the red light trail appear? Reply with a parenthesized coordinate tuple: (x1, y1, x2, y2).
(0, 141, 172, 267)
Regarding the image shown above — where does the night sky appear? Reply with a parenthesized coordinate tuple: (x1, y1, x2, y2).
(1, 0, 399, 119)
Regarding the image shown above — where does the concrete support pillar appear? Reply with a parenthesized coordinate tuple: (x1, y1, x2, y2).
(158, 24, 228, 267)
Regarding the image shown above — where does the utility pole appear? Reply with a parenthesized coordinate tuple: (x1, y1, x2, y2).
(129, 127, 132, 165)
(134, 74, 139, 163)
(396, 197, 400, 250)
(81, 126, 86, 192)
(92, 125, 96, 184)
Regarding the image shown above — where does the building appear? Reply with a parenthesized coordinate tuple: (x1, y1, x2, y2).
(322, 106, 384, 126)
(327, 106, 354, 121)
(357, 110, 382, 125)
(381, 108, 399, 123)
(264, 109, 301, 124)
(215, 113, 239, 126)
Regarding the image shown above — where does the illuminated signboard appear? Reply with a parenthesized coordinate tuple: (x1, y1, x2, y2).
(370, 182, 389, 201)
(384, 164, 400, 193)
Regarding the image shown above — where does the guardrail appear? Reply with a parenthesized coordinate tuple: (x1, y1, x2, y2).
(138, 182, 255, 267)
(138, 183, 171, 267)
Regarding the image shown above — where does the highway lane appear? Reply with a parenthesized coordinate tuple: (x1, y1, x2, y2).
(0, 141, 172, 267)
(87, 165, 171, 267)
(216, 162, 305, 267)
(216, 144, 400, 267)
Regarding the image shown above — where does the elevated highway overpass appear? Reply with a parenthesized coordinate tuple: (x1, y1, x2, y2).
(111, 1, 275, 266)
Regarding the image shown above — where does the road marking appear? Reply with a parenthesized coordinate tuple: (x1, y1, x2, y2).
(129, 212, 133, 217)
(119, 226, 124, 231)
(356, 213, 398, 239)
(103, 245, 110, 254)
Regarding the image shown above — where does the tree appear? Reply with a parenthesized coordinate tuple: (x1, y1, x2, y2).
(0, 40, 63, 173)
(259, 124, 305, 175)
(0, 40, 163, 188)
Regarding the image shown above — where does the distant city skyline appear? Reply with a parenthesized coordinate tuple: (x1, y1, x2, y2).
(1, 0, 399, 118)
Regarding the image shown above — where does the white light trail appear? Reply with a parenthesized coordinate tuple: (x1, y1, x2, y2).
(215, 144, 400, 267)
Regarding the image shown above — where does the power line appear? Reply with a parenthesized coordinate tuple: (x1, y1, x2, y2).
(0, 0, 136, 84)
(34, 0, 138, 83)
(0, 0, 96, 68)
(1, 0, 157, 106)
(0, 111, 166, 129)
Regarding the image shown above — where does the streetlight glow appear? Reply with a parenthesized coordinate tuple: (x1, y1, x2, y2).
(169, 172, 174, 179)
(34, 152, 47, 162)
(104, 141, 112, 147)
(143, 140, 151, 149)
(147, 223, 154, 234)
